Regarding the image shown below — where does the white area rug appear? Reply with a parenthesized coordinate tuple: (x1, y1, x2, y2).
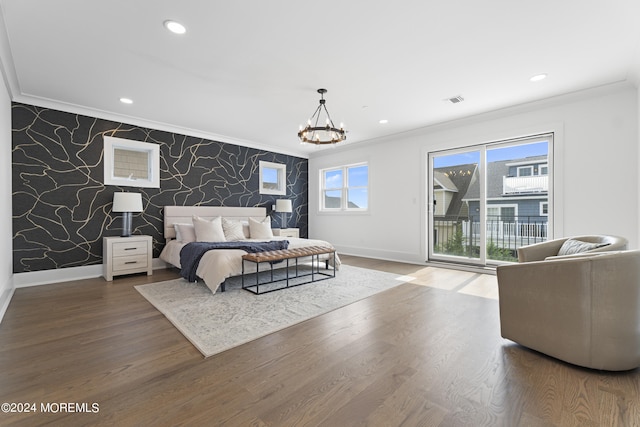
(135, 265, 406, 357)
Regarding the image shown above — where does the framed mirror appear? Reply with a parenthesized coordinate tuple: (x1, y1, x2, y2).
(259, 161, 286, 195)
(103, 136, 160, 188)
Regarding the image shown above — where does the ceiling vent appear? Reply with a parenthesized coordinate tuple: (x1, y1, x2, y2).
(447, 95, 464, 104)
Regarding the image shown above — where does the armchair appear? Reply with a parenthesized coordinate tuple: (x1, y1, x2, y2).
(496, 249, 640, 371)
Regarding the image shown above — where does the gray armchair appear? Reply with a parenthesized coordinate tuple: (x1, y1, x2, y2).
(496, 249, 640, 371)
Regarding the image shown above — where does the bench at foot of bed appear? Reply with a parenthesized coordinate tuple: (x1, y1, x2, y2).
(240, 246, 336, 294)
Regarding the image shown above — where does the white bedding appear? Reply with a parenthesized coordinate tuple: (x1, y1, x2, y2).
(160, 236, 341, 293)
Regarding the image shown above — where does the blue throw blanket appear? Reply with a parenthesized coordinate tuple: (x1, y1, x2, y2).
(179, 240, 289, 282)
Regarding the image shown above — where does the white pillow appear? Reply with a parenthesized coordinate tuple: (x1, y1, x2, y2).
(192, 216, 226, 242)
(249, 217, 273, 239)
(222, 218, 246, 241)
(173, 223, 196, 243)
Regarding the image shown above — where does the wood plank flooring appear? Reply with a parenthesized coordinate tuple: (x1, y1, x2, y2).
(0, 255, 639, 426)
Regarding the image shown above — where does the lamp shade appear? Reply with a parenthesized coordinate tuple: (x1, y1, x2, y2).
(275, 199, 292, 213)
(112, 192, 143, 212)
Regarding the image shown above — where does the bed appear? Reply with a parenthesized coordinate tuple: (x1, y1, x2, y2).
(159, 206, 340, 293)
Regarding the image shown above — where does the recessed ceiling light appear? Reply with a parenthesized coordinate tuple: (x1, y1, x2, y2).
(164, 20, 186, 34)
(119, 97, 133, 104)
(379, 119, 388, 124)
(530, 73, 547, 82)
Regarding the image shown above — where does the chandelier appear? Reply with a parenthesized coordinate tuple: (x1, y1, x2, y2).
(298, 89, 346, 145)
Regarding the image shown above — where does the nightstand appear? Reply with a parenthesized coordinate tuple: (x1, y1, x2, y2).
(103, 235, 153, 281)
(272, 228, 300, 238)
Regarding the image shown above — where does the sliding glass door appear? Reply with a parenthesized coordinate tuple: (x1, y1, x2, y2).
(428, 134, 552, 266)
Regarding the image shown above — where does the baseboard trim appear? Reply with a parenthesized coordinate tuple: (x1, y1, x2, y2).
(334, 245, 426, 265)
(13, 258, 168, 288)
(0, 283, 15, 324)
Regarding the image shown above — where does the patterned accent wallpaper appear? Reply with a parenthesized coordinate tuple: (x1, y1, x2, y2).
(12, 103, 308, 273)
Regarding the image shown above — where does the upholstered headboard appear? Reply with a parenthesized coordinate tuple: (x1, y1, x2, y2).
(163, 206, 267, 239)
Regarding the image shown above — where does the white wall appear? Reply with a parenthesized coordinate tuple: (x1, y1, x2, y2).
(638, 81, 640, 248)
(309, 82, 639, 264)
(0, 76, 13, 319)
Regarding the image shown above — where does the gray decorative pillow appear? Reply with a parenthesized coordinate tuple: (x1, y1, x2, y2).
(557, 239, 603, 256)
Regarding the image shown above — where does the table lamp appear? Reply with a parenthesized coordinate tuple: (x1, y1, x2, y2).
(112, 192, 143, 237)
(275, 199, 292, 229)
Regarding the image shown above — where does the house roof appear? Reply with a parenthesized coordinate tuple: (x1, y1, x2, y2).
(1, 1, 639, 157)
(434, 164, 477, 218)
(433, 171, 457, 192)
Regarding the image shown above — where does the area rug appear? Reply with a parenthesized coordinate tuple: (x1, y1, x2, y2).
(135, 265, 407, 358)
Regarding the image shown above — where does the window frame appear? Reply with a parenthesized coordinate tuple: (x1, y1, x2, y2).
(259, 161, 287, 195)
(320, 162, 369, 212)
(517, 165, 533, 177)
(540, 201, 549, 216)
(103, 136, 160, 188)
(487, 203, 519, 220)
(428, 132, 553, 267)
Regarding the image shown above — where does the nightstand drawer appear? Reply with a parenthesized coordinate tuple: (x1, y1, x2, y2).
(113, 241, 148, 257)
(272, 228, 300, 238)
(113, 255, 148, 272)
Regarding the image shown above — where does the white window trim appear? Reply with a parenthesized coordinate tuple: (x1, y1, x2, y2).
(540, 201, 549, 216)
(517, 165, 533, 177)
(486, 203, 518, 218)
(320, 162, 369, 212)
(104, 136, 160, 188)
(259, 161, 286, 195)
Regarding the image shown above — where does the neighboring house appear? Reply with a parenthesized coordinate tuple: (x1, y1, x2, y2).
(432, 163, 477, 250)
(433, 156, 548, 259)
(462, 155, 549, 250)
(433, 164, 476, 219)
(324, 196, 360, 209)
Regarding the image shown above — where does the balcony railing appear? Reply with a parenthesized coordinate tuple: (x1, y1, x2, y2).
(503, 175, 548, 194)
(433, 215, 548, 262)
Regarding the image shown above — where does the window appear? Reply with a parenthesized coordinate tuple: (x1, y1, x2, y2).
(320, 163, 368, 211)
(259, 161, 286, 195)
(487, 205, 517, 221)
(539, 164, 549, 175)
(540, 202, 549, 216)
(104, 136, 160, 188)
(517, 166, 533, 177)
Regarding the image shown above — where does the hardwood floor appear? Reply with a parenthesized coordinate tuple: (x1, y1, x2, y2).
(1, 256, 638, 426)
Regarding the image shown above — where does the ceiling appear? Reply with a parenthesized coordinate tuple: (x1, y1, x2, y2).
(1, 1, 640, 158)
